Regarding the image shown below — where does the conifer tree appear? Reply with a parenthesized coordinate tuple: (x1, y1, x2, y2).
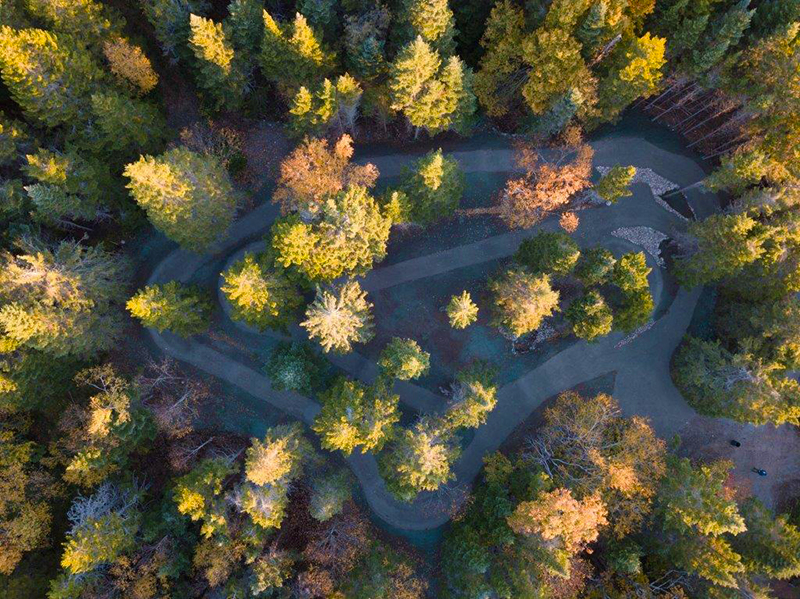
(142, 0, 211, 61)
(124, 147, 237, 252)
(514, 231, 581, 275)
(446, 291, 479, 329)
(313, 377, 400, 455)
(189, 14, 246, 110)
(87, 90, 167, 159)
(264, 341, 327, 395)
(344, 4, 391, 81)
(298, 0, 338, 42)
(378, 337, 430, 381)
(308, 470, 351, 521)
(245, 423, 312, 486)
(444, 362, 498, 430)
(595, 165, 636, 203)
(683, 0, 754, 75)
(0, 27, 103, 128)
(301, 281, 375, 354)
(102, 37, 158, 95)
(734, 499, 800, 580)
(174, 457, 235, 538)
(226, 0, 264, 53)
(394, 0, 457, 56)
(380, 417, 460, 502)
(127, 281, 212, 337)
(489, 268, 560, 337)
(0, 112, 30, 166)
(574, 247, 617, 286)
(0, 240, 129, 357)
(399, 149, 465, 225)
(220, 252, 302, 331)
(260, 11, 334, 93)
(23, 0, 123, 45)
(567, 290, 614, 341)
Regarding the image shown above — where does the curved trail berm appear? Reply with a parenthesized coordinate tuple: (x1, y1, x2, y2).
(145, 135, 789, 529)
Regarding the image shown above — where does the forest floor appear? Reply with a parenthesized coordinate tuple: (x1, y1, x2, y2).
(139, 124, 800, 530)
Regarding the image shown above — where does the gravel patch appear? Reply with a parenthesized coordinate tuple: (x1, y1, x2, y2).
(615, 320, 655, 348)
(611, 226, 668, 266)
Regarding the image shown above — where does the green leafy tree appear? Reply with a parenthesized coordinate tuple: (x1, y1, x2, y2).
(399, 149, 465, 225)
(595, 166, 636, 203)
(339, 542, 428, 599)
(0, 27, 103, 128)
(260, 11, 334, 93)
(313, 377, 399, 455)
(514, 231, 580, 275)
(574, 247, 616, 286)
(86, 91, 167, 160)
(567, 290, 613, 341)
(309, 469, 351, 522)
(142, 0, 210, 61)
(378, 337, 430, 381)
(189, 14, 246, 110)
(489, 268, 560, 337)
(446, 291, 479, 329)
(445, 362, 497, 430)
(380, 416, 460, 501)
(612, 252, 651, 292)
(394, 0, 456, 55)
(220, 252, 302, 331)
(301, 281, 375, 354)
(271, 185, 391, 281)
(613, 287, 654, 332)
(124, 147, 237, 252)
(389, 38, 476, 136)
(264, 341, 327, 395)
(127, 281, 212, 337)
(249, 547, 295, 597)
(0, 240, 129, 358)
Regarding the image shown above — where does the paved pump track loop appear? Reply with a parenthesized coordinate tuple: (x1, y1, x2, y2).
(147, 135, 716, 530)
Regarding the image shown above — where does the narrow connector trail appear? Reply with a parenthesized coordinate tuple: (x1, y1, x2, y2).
(145, 135, 741, 530)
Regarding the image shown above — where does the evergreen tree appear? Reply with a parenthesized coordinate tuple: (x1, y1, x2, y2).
(313, 377, 400, 455)
(102, 37, 158, 95)
(567, 290, 613, 341)
(124, 147, 237, 252)
(0, 240, 129, 358)
(489, 268, 560, 337)
(220, 252, 302, 331)
(141, 0, 210, 61)
(0, 112, 31, 166)
(344, 4, 391, 81)
(189, 14, 246, 110)
(264, 341, 327, 395)
(446, 291, 479, 329)
(0, 27, 103, 128)
(574, 247, 616, 286)
(174, 457, 235, 538)
(86, 90, 167, 159)
(595, 165, 636, 203)
(394, 0, 457, 56)
(389, 37, 476, 136)
(271, 185, 391, 281)
(260, 11, 334, 93)
(226, 0, 264, 53)
(301, 281, 375, 354)
(298, 0, 338, 42)
(514, 231, 581, 275)
(378, 337, 430, 381)
(597, 33, 666, 123)
(127, 281, 212, 337)
(245, 423, 312, 486)
(24, 0, 122, 44)
(309, 470, 351, 522)
(380, 416, 460, 501)
(444, 362, 497, 430)
(399, 149, 465, 225)
(734, 498, 800, 579)
(683, 0, 754, 75)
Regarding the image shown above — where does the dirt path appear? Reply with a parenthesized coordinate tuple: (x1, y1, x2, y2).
(145, 137, 798, 529)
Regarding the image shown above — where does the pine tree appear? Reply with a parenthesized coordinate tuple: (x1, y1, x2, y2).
(734, 498, 800, 579)
(0, 240, 129, 357)
(313, 377, 400, 455)
(308, 470, 351, 521)
(515, 231, 581, 275)
(567, 290, 614, 341)
(0, 27, 103, 128)
(141, 0, 211, 61)
(344, 4, 391, 81)
(86, 90, 167, 159)
(264, 341, 327, 395)
(23, 0, 123, 45)
(245, 423, 312, 486)
(189, 14, 246, 110)
(574, 247, 617, 286)
(127, 281, 212, 337)
(226, 0, 264, 52)
(271, 185, 391, 281)
(395, 0, 457, 56)
(174, 457, 236, 538)
(446, 291, 479, 329)
(298, 0, 338, 41)
(489, 268, 560, 337)
(102, 37, 158, 95)
(260, 11, 334, 93)
(595, 165, 636, 203)
(380, 417, 460, 502)
(124, 147, 237, 252)
(220, 252, 302, 331)
(0, 112, 30, 166)
(287, 78, 339, 137)
(444, 362, 497, 430)
(399, 149, 465, 225)
(597, 33, 666, 122)
(378, 337, 430, 381)
(684, 0, 754, 75)
(301, 281, 375, 354)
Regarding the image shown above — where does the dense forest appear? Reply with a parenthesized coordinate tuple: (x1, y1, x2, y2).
(1, 0, 800, 598)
